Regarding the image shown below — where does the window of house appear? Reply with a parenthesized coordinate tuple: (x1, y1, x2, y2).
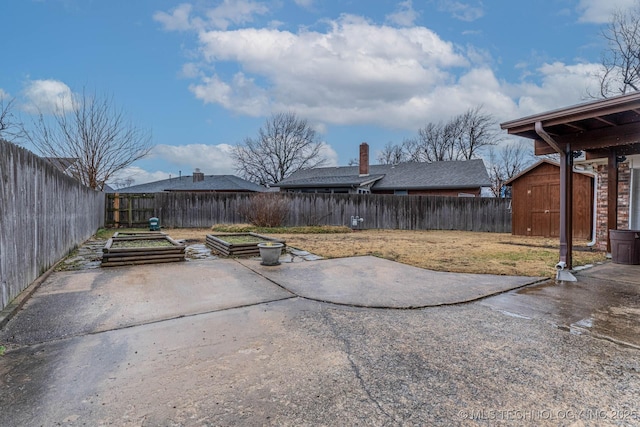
(394, 190, 408, 195)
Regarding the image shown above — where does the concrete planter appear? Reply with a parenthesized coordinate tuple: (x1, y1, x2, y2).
(257, 242, 284, 266)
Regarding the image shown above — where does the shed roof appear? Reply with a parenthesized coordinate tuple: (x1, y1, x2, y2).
(504, 159, 594, 186)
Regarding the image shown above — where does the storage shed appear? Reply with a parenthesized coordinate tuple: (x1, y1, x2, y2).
(506, 160, 594, 239)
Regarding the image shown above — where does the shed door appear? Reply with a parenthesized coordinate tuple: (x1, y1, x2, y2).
(528, 183, 560, 237)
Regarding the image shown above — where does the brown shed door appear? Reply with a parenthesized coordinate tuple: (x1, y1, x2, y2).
(528, 183, 560, 237)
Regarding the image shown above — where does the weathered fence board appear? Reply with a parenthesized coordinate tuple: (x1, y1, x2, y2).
(0, 139, 105, 312)
(105, 192, 512, 232)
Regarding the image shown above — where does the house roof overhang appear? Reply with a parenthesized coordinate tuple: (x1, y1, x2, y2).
(500, 91, 640, 158)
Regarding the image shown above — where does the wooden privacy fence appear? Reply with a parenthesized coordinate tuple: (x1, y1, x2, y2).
(106, 192, 512, 233)
(0, 139, 105, 312)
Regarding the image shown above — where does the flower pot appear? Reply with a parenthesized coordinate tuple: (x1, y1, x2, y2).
(257, 242, 284, 266)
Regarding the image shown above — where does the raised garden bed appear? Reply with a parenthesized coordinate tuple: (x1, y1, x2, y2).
(206, 233, 286, 257)
(101, 231, 186, 267)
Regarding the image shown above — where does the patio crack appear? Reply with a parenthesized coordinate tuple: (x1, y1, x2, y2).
(320, 311, 402, 425)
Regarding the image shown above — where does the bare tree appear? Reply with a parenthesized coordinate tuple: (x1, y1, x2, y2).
(0, 97, 23, 142)
(376, 141, 407, 164)
(232, 112, 327, 185)
(596, 1, 640, 97)
(409, 105, 500, 162)
(400, 137, 421, 162)
(487, 141, 533, 197)
(456, 105, 501, 160)
(416, 122, 457, 161)
(24, 90, 152, 191)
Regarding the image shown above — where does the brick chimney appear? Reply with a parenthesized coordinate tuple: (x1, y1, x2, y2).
(193, 168, 204, 182)
(359, 142, 369, 176)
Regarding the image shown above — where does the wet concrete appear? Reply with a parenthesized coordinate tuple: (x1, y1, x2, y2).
(0, 261, 293, 347)
(0, 259, 639, 426)
(480, 263, 640, 349)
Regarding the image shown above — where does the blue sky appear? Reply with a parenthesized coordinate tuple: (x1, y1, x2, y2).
(2, 0, 636, 185)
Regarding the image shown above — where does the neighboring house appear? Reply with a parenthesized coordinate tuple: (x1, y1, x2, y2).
(110, 169, 265, 193)
(505, 160, 594, 240)
(277, 143, 491, 196)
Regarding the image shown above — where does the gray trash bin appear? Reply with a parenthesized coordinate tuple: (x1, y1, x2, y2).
(609, 229, 640, 265)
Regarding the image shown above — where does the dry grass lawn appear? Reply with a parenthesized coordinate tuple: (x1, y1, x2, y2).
(160, 227, 607, 278)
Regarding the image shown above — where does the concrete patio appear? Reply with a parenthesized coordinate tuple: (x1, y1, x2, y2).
(0, 257, 638, 426)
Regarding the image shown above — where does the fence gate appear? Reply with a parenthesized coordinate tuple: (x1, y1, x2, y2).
(105, 193, 156, 228)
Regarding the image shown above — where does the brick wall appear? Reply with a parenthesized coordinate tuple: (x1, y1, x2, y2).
(594, 162, 631, 251)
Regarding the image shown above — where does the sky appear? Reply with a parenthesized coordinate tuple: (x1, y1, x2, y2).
(1, 0, 637, 186)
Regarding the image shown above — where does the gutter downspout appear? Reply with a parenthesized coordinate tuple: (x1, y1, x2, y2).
(535, 121, 577, 282)
(574, 166, 598, 247)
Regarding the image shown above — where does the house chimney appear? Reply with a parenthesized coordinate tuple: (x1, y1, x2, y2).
(359, 142, 369, 176)
(193, 168, 204, 182)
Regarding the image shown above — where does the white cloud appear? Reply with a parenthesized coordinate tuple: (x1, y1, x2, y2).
(294, 0, 314, 10)
(153, 3, 194, 31)
(154, 0, 269, 32)
(577, 0, 637, 23)
(386, 0, 419, 27)
(153, 143, 237, 175)
(158, 5, 604, 137)
(0, 88, 8, 100)
(507, 62, 602, 117)
(205, 0, 269, 30)
(22, 79, 75, 114)
(189, 73, 269, 116)
(438, 1, 484, 22)
(180, 62, 202, 79)
(319, 143, 339, 167)
(191, 15, 467, 122)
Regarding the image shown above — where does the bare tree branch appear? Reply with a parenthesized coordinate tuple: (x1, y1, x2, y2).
(232, 112, 327, 185)
(594, 2, 640, 98)
(487, 141, 533, 197)
(0, 97, 24, 142)
(409, 105, 500, 162)
(376, 141, 407, 165)
(456, 105, 502, 160)
(23, 89, 152, 191)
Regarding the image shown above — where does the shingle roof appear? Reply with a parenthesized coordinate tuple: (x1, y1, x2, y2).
(110, 175, 265, 193)
(277, 174, 384, 188)
(277, 159, 490, 190)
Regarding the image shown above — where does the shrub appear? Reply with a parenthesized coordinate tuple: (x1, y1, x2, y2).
(238, 193, 290, 227)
